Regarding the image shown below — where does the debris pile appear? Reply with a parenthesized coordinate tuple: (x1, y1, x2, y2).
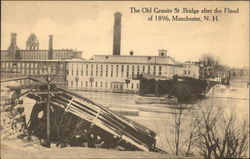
(1, 77, 167, 153)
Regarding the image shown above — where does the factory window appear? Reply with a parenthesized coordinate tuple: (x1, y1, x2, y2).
(100, 82, 103, 88)
(72, 70, 74, 75)
(86, 81, 88, 87)
(95, 82, 98, 87)
(81, 70, 83, 76)
(86, 70, 88, 76)
(76, 70, 79, 76)
(105, 82, 108, 88)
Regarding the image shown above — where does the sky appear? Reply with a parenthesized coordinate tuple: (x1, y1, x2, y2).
(1, 1, 249, 68)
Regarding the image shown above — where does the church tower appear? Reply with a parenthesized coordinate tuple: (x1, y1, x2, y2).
(26, 33, 39, 50)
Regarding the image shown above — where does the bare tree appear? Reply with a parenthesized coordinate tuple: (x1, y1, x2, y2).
(166, 103, 195, 156)
(193, 103, 249, 159)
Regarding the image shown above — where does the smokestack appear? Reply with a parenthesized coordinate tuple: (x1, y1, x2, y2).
(11, 33, 17, 45)
(113, 12, 122, 56)
(48, 35, 53, 59)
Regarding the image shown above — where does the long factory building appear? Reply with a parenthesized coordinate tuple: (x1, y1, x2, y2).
(0, 12, 200, 93)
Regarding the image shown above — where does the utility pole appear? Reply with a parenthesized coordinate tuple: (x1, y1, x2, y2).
(45, 75, 51, 148)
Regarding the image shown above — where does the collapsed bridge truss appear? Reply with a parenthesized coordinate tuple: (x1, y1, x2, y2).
(1, 76, 166, 153)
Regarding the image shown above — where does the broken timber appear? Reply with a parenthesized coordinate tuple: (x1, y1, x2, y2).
(27, 86, 165, 153)
(1, 76, 166, 153)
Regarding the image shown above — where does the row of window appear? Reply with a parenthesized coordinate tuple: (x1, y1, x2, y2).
(69, 64, 162, 72)
(20, 52, 47, 60)
(1, 61, 65, 69)
(69, 80, 139, 90)
(68, 69, 162, 78)
(68, 65, 162, 77)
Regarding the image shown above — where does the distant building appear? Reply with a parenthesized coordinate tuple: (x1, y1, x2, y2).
(0, 12, 203, 93)
(182, 61, 201, 79)
(1, 33, 83, 60)
(0, 60, 68, 85)
(66, 50, 186, 93)
(0, 33, 79, 85)
(229, 68, 249, 87)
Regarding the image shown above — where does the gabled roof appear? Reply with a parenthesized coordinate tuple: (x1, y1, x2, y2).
(26, 33, 39, 45)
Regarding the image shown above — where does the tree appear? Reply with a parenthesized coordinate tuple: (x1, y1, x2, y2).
(193, 102, 249, 159)
(165, 103, 196, 156)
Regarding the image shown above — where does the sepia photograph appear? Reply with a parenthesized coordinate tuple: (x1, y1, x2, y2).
(0, 1, 249, 158)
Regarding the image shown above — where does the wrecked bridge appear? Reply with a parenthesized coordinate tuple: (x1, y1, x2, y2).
(1, 76, 166, 153)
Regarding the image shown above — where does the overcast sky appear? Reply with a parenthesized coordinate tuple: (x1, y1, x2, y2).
(1, 1, 249, 67)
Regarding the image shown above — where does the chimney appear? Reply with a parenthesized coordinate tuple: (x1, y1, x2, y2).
(11, 33, 17, 45)
(113, 12, 122, 56)
(48, 35, 53, 59)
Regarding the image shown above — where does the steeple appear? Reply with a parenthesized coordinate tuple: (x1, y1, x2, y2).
(26, 33, 39, 50)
